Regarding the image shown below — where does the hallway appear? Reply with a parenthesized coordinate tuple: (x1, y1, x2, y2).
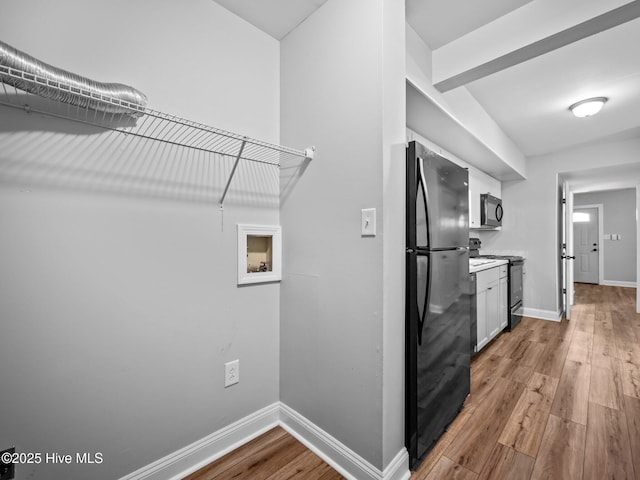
(413, 283, 639, 479)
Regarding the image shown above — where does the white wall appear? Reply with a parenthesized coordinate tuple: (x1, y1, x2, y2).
(381, 0, 407, 469)
(575, 189, 637, 284)
(481, 138, 640, 316)
(0, 1, 281, 479)
(280, 0, 406, 471)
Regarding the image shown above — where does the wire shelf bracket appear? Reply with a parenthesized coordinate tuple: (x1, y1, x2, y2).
(0, 65, 315, 207)
(219, 138, 247, 208)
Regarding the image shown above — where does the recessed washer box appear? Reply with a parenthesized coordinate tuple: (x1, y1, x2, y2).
(237, 224, 282, 285)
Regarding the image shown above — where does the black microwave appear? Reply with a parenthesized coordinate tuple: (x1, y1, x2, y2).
(480, 193, 503, 227)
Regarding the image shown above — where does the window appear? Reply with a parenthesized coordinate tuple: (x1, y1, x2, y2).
(573, 212, 590, 223)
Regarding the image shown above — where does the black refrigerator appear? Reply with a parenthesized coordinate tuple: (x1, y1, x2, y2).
(405, 140, 471, 469)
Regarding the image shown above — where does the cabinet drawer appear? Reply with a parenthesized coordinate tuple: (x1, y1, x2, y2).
(499, 264, 508, 278)
(476, 267, 499, 292)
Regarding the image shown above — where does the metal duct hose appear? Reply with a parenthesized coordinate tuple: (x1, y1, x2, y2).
(0, 40, 147, 116)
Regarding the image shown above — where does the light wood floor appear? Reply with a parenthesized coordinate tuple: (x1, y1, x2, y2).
(414, 283, 639, 480)
(182, 426, 345, 480)
(185, 284, 639, 480)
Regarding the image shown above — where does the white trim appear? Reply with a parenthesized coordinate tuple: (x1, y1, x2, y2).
(523, 307, 563, 322)
(280, 403, 410, 480)
(637, 185, 639, 314)
(382, 449, 412, 480)
(119, 402, 411, 480)
(601, 280, 637, 288)
(118, 403, 280, 480)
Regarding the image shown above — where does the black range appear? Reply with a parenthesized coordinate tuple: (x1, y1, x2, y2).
(477, 254, 524, 331)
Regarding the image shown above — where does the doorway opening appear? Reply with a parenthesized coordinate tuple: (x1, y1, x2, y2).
(558, 171, 639, 318)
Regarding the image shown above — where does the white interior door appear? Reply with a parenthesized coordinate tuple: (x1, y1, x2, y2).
(573, 207, 599, 284)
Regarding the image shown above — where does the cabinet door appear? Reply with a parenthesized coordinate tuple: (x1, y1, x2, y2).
(476, 288, 488, 351)
(498, 276, 508, 330)
(486, 280, 500, 338)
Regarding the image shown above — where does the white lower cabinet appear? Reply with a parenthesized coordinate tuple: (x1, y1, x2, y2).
(476, 264, 509, 352)
(476, 285, 488, 351)
(498, 269, 508, 331)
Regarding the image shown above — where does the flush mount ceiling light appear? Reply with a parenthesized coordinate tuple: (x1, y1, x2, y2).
(569, 97, 608, 118)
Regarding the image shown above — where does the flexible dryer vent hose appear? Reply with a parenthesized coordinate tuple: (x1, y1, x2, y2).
(0, 40, 147, 116)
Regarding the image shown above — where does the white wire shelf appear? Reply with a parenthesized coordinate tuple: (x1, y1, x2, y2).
(0, 65, 314, 206)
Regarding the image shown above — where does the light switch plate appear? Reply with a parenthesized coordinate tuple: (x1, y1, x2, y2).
(361, 208, 376, 236)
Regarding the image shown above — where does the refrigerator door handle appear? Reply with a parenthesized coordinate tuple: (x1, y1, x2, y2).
(417, 254, 431, 346)
(417, 156, 430, 248)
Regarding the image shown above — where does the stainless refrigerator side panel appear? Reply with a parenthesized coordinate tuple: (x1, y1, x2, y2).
(408, 249, 471, 468)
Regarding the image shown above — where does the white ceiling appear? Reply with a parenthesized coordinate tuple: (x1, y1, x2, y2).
(561, 162, 640, 193)
(405, 0, 534, 50)
(405, 0, 640, 159)
(213, 0, 640, 160)
(448, 5, 640, 157)
(213, 0, 330, 40)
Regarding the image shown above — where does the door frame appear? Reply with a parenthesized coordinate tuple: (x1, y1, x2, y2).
(572, 203, 604, 285)
(562, 183, 574, 319)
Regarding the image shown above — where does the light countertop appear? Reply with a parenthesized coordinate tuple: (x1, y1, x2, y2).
(469, 258, 508, 274)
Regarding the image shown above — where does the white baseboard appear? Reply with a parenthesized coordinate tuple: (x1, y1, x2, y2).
(601, 280, 637, 288)
(119, 402, 410, 480)
(118, 403, 280, 480)
(280, 403, 410, 480)
(382, 449, 411, 480)
(523, 307, 563, 322)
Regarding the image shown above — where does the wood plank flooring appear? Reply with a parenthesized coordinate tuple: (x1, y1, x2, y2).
(185, 284, 638, 480)
(183, 426, 345, 480)
(415, 283, 639, 480)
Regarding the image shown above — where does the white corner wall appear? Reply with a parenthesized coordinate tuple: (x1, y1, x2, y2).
(279, 0, 406, 473)
(381, 0, 407, 470)
(0, 2, 281, 479)
(480, 138, 640, 316)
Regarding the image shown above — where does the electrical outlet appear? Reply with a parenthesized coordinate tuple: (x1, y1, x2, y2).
(224, 359, 239, 387)
(0, 447, 15, 480)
